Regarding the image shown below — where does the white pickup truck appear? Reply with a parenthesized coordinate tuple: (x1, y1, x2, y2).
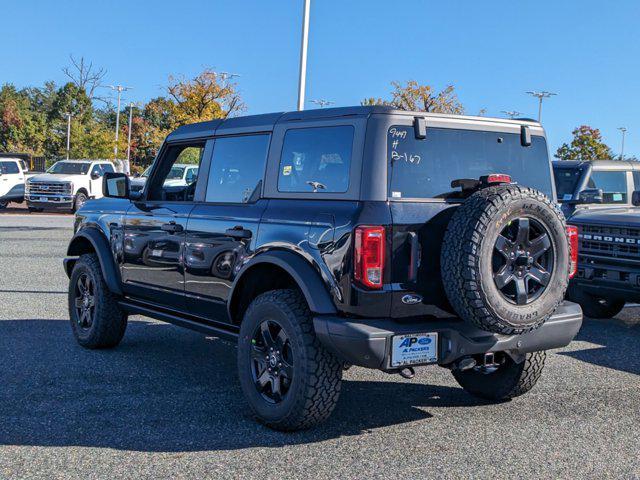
(26, 160, 116, 212)
(0, 158, 30, 209)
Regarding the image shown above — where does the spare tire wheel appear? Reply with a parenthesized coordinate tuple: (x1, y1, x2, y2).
(441, 184, 569, 335)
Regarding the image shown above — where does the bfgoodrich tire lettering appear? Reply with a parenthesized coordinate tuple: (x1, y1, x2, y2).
(237, 289, 343, 431)
(441, 185, 570, 335)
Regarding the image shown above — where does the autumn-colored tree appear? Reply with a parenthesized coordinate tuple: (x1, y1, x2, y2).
(0, 84, 47, 154)
(361, 81, 464, 114)
(555, 125, 614, 161)
(167, 69, 244, 125)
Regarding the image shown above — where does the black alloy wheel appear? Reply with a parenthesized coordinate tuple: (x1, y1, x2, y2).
(492, 217, 554, 305)
(250, 319, 294, 404)
(74, 273, 96, 330)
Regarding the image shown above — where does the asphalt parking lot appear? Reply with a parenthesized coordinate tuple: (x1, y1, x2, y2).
(1, 213, 639, 479)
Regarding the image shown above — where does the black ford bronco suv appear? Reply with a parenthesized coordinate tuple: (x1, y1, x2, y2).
(553, 160, 640, 318)
(64, 106, 582, 430)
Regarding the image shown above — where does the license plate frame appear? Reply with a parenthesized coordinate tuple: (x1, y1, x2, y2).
(391, 332, 438, 367)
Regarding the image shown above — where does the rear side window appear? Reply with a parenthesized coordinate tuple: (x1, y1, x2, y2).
(388, 126, 553, 199)
(0, 161, 19, 174)
(278, 126, 353, 193)
(587, 171, 628, 203)
(205, 134, 270, 203)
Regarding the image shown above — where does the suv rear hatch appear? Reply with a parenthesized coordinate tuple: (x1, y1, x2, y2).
(386, 121, 556, 318)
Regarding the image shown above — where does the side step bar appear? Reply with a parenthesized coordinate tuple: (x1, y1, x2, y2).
(119, 299, 239, 341)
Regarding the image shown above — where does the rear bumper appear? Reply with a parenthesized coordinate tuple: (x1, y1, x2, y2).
(313, 301, 583, 369)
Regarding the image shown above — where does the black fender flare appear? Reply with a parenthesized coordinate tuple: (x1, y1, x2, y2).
(228, 250, 337, 318)
(65, 227, 123, 295)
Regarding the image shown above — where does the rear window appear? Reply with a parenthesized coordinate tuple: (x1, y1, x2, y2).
(388, 126, 553, 199)
(278, 126, 353, 193)
(0, 161, 19, 174)
(587, 171, 628, 204)
(553, 165, 584, 202)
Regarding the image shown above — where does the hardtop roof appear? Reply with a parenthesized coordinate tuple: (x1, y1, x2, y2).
(166, 105, 543, 141)
(552, 159, 640, 171)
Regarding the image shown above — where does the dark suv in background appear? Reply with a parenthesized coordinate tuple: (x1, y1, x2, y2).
(64, 106, 581, 430)
(553, 160, 640, 318)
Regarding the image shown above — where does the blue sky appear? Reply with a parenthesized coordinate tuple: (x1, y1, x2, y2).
(2, 0, 639, 156)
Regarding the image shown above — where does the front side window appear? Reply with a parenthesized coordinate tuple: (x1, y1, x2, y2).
(91, 165, 103, 177)
(0, 161, 19, 174)
(205, 134, 270, 203)
(553, 165, 585, 202)
(147, 143, 205, 201)
(278, 126, 354, 193)
(587, 171, 628, 204)
(102, 163, 115, 174)
(47, 162, 90, 175)
(387, 126, 553, 199)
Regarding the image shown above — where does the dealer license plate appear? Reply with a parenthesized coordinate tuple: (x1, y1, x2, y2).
(391, 332, 438, 367)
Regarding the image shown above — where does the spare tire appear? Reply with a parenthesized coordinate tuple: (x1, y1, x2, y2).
(441, 184, 570, 335)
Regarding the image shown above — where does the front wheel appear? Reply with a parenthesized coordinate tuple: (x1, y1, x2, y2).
(73, 192, 88, 212)
(452, 351, 546, 400)
(0, 200, 8, 209)
(68, 253, 128, 349)
(237, 289, 343, 431)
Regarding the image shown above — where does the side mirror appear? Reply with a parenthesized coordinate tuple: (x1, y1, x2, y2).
(91, 171, 101, 180)
(632, 191, 640, 207)
(103, 172, 130, 199)
(576, 188, 603, 204)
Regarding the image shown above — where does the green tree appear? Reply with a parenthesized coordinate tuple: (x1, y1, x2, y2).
(555, 125, 614, 161)
(361, 81, 464, 114)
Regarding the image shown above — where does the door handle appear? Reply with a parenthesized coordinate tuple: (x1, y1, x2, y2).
(161, 222, 184, 233)
(225, 225, 252, 240)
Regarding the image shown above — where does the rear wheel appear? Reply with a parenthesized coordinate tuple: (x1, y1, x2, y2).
(68, 253, 127, 349)
(453, 351, 546, 400)
(568, 288, 625, 319)
(237, 289, 343, 431)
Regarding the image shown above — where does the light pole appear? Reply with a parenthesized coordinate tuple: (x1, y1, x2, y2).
(501, 110, 522, 119)
(126, 103, 135, 173)
(65, 113, 72, 160)
(107, 85, 132, 169)
(526, 91, 557, 122)
(297, 0, 311, 111)
(310, 99, 334, 108)
(618, 127, 628, 161)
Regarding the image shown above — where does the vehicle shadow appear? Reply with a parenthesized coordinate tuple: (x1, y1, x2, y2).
(0, 319, 485, 453)
(558, 317, 640, 376)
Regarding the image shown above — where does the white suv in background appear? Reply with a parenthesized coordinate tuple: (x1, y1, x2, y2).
(26, 160, 116, 212)
(0, 158, 29, 209)
(129, 163, 199, 194)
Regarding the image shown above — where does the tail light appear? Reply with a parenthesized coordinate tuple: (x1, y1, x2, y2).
(567, 225, 579, 278)
(354, 226, 385, 289)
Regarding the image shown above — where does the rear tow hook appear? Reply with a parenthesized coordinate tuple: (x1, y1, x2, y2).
(399, 367, 415, 379)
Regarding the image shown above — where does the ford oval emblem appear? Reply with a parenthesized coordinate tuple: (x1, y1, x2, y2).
(401, 294, 422, 305)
